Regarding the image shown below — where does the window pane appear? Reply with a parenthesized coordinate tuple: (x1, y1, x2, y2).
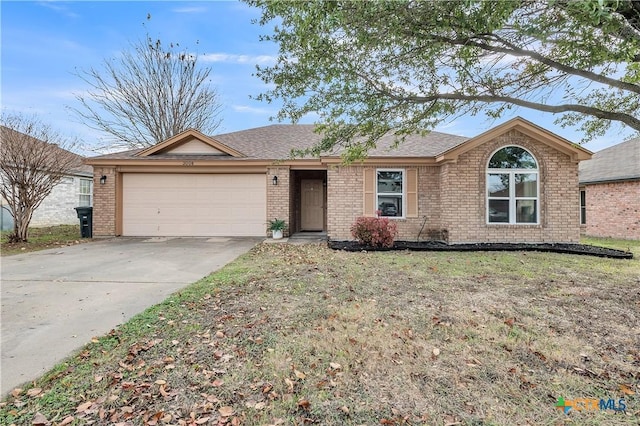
(79, 195, 91, 207)
(489, 146, 537, 169)
(378, 195, 402, 217)
(515, 174, 537, 197)
(488, 174, 509, 197)
(377, 171, 403, 193)
(580, 190, 586, 224)
(488, 199, 509, 223)
(516, 200, 537, 223)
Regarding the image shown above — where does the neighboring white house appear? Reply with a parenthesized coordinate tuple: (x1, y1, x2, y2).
(28, 168, 94, 226)
(0, 126, 93, 230)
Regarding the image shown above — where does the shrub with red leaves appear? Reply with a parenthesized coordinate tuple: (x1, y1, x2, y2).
(350, 216, 398, 248)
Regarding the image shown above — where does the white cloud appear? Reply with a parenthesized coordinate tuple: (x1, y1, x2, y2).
(37, 1, 80, 18)
(232, 105, 274, 115)
(172, 7, 207, 14)
(200, 53, 277, 65)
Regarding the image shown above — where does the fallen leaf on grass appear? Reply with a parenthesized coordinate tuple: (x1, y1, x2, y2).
(11, 388, 22, 398)
(294, 369, 306, 379)
(620, 384, 635, 395)
(504, 318, 515, 327)
(219, 406, 234, 417)
(329, 362, 341, 370)
(297, 398, 311, 410)
(76, 401, 93, 412)
(212, 379, 224, 387)
(26, 388, 42, 397)
(432, 348, 440, 357)
(59, 416, 74, 425)
(32, 412, 49, 425)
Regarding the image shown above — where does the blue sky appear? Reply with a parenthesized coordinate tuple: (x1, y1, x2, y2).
(1, 1, 634, 155)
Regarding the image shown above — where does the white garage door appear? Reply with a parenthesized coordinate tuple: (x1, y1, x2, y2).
(122, 173, 266, 236)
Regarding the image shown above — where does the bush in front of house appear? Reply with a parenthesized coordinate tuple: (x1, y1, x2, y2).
(350, 216, 398, 248)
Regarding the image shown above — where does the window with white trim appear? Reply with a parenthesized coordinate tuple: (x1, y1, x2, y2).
(79, 178, 93, 207)
(487, 146, 538, 224)
(580, 189, 586, 225)
(377, 169, 403, 217)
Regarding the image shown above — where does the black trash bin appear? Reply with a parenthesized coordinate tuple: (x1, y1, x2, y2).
(74, 206, 93, 238)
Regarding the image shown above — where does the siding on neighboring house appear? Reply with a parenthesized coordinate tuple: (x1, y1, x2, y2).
(30, 175, 94, 226)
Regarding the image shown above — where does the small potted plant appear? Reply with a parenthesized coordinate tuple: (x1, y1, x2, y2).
(268, 218, 286, 239)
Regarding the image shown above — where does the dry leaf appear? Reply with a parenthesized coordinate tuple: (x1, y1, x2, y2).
(504, 318, 515, 327)
(218, 406, 234, 417)
(32, 412, 49, 425)
(195, 417, 210, 424)
(284, 377, 295, 393)
(76, 401, 92, 412)
(27, 388, 42, 397)
(432, 348, 441, 357)
(297, 398, 311, 410)
(59, 416, 74, 426)
(155, 379, 167, 385)
(11, 388, 22, 398)
(329, 362, 341, 370)
(212, 379, 224, 387)
(620, 384, 636, 395)
(294, 369, 306, 379)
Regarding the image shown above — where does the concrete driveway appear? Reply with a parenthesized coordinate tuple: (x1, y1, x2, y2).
(1, 236, 260, 396)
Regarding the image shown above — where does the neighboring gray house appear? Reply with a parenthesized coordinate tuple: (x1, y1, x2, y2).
(579, 138, 640, 240)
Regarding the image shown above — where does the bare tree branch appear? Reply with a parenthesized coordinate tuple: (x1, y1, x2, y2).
(72, 36, 223, 150)
(1, 113, 83, 242)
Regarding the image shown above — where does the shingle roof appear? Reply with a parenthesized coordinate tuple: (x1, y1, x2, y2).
(1, 126, 92, 175)
(90, 124, 470, 161)
(579, 137, 640, 183)
(215, 124, 469, 158)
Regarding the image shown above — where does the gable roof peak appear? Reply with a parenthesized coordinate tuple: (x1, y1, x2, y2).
(136, 128, 245, 158)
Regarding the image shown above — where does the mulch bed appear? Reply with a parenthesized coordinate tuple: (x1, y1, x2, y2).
(328, 240, 634, 259)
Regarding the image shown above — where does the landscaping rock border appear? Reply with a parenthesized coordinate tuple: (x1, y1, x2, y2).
(328, 240, 634, 259)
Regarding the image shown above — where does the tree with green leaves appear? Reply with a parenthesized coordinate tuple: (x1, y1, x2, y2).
(74, 36, 222, 150)
(248, 0, 640, 160)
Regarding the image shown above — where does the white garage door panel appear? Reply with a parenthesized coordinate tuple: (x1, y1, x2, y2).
(123, 174, 266, 236)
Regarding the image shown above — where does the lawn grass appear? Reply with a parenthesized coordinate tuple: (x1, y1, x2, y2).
(0, 225, 89, 256)
(1, 237, 638, 425)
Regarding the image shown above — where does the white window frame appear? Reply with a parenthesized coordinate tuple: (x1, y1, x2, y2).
(486, 146, 539, 225)
(79, 178, 93, 207)
(376, 168, 405, 219)
(580, 189, 586, 225)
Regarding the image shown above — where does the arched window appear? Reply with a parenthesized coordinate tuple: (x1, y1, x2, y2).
(487, 146, 538, 224)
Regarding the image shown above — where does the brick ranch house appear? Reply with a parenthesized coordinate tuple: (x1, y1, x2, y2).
(579, 137, 640, 240)
(86, 117, 592, 243)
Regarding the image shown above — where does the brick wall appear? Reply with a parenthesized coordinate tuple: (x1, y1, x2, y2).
(92, 167, 117, 236)
(327, 165, 443, 241)
(327, 130, 582, 243)
(440, 130, 580, 243)
(584, 180, 640, 239)
(266, 166, 290, 237)
(31, 175, 91, 226)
